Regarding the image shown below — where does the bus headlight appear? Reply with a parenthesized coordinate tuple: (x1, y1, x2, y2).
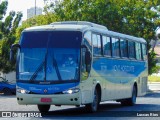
(62, 88, 80, 94)
(17, 87, 30, 94)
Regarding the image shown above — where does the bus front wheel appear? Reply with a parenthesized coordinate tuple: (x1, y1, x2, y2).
(37, 105, 50, 113)
(121, 85, 137, 106)
(85, 88, 100, 112)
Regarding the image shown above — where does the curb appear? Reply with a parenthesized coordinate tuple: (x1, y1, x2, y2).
(148, 82, 160, 84)
(147, 89, 160, 93)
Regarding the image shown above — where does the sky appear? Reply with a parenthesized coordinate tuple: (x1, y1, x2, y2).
(1, 0, 160, 34)
(2, 0, 45, 20)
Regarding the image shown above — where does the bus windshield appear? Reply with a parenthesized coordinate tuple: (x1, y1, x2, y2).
(18, 31, 82, 83)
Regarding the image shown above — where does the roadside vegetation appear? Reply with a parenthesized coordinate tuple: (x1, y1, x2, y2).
(0, 1, 22, 73)
(148, 75, 160, 82)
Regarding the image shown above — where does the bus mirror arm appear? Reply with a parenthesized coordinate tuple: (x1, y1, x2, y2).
(10, 44, 20, 62)
(11, 44, 20, 50)
(10, 49, 14, 62)
(81, 44, 87, 49)
(81, 45, 91, 65)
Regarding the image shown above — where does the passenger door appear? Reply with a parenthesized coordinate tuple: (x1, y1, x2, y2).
(80, 47, 93, 104)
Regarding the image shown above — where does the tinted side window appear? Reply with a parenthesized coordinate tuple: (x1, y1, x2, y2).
(112, 38, 120, 57)
(128, 41, 135, 59)
(83, 31, 92, 52)
(142, 44, 147, 60)
(135, 42, 142, 60)
(120, 39, 128, 57)
(103, 36, 111, 56)
(92, 34, 101, 56)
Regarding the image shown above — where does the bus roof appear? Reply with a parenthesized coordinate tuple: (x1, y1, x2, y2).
(24, 21, 107, 32)
(107, 31, 146, 43)
(23, 21, 146, 43)
(50, 21, 108, 30)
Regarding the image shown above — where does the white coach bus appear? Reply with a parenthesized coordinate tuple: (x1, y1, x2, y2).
(10, 21, 148, 113)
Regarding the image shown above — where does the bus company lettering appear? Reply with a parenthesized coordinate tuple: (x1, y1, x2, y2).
(113, 65, 134, 72)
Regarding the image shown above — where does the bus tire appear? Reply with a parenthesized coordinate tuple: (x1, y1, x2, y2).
(3, 88, 12, 95)
(85, 88, 100, 112)
(121, 85, 137, 106)
(37, 105, 50, 113)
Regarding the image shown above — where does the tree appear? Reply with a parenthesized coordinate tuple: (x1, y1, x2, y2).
(0, 1, 22, 73)
(0, 1, 8, 39)
(15, 13, 57, 43)
(53, 0, 160, 74)
(15, 0, 160, 74)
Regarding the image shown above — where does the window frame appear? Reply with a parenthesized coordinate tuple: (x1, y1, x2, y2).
(111, 37, 120, 58)
(92, 33, 102, 57)
(135, 42, 142, 61)
(141, 43, 147, 61)
(120, 39, 128, 58)
(102, 35, 111, 57)
(128, 40, 136, 59)
(83, 31, 92, 52)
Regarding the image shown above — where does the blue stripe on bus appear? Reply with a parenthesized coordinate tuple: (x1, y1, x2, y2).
(92, 58, 146, 83)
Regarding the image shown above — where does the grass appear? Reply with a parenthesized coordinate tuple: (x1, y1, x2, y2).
(148, 75, 160, 82)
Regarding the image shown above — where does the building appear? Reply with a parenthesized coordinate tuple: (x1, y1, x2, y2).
(44, 0, 59, 5)
(155, 46, 160, 56)
(27, 7, 42, 19)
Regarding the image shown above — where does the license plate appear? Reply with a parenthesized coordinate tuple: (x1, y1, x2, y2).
(40, 98, 52, 102)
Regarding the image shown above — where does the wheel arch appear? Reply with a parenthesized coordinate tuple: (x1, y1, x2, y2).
(133, 82, 138, 97)
(3, 87, 10, 91)
(95, 83, 102, 102)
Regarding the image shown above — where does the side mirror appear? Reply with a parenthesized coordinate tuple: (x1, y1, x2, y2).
(85, 50, 91, 65)
(10, 44, 20, 62)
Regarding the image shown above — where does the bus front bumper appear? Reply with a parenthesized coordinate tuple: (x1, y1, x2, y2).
(16, 92, 81, 105)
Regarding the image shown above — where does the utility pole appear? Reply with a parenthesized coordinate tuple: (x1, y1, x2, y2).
(35, 0, 36, 16)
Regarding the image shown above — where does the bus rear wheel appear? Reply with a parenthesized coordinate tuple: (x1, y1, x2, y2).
(85, 88, 100, 112)
(121, 85, 137, 106)
(37, 105, 50, 113)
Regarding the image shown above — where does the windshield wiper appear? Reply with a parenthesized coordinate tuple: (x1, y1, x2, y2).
(52, 54, 62, 81)
(30, 60, 45, 82)
(29, 33, 62, 82)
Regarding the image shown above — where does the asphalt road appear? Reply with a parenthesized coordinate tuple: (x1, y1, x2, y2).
(0, 83, 160, 119)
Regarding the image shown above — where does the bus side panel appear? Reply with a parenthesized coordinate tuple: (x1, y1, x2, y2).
(92, 58, 148, 101)
(137, 76, 148, 96)
(80, 78, 93, 104)
(137, 60, 148, 96)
